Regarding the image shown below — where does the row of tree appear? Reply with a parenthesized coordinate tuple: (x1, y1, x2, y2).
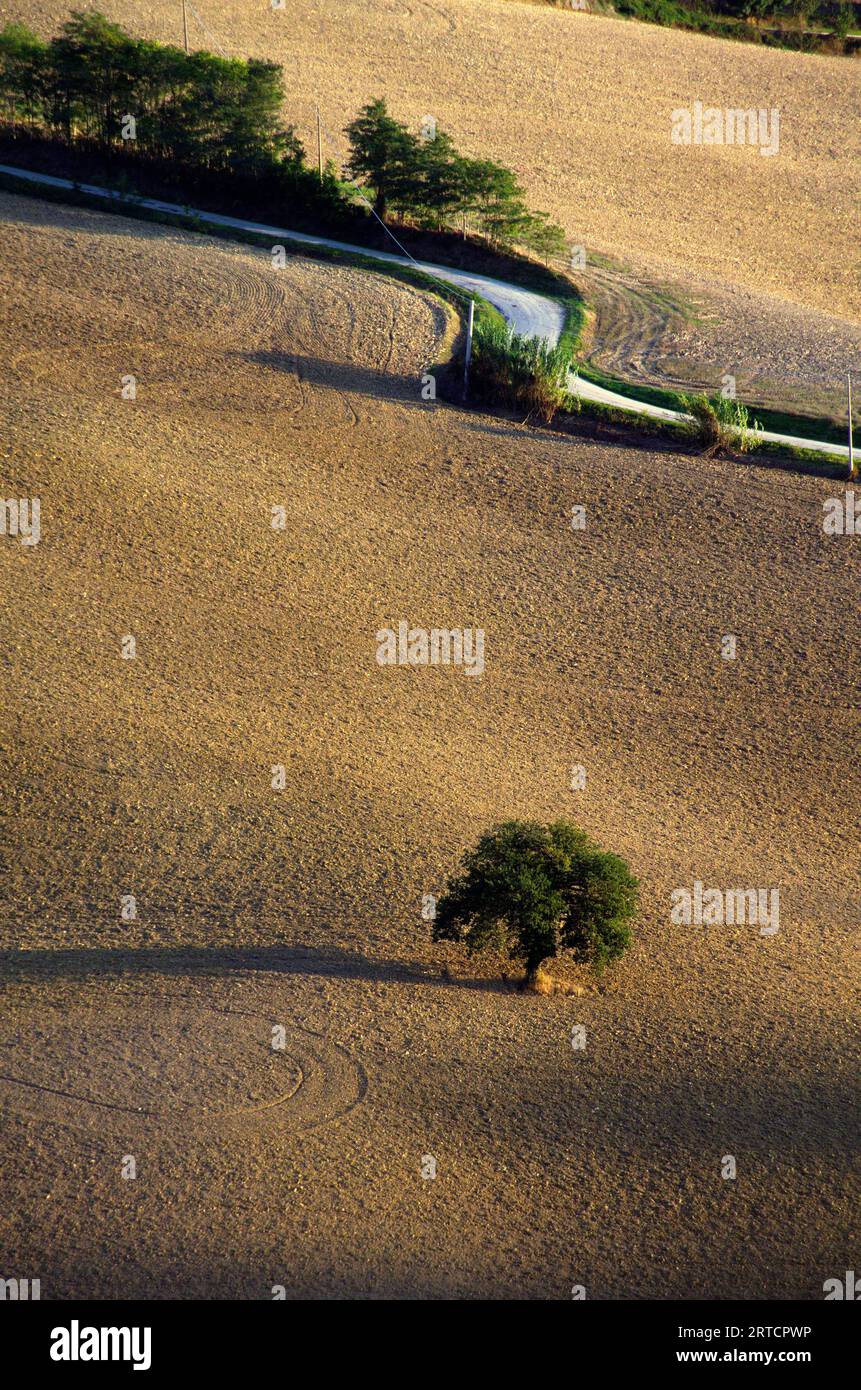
(618, 0, 860, 40)
(0, 12, 566, 261)
(0, 12, 300, 173)
(345, 99, 566, 259)
(702, 0, 858, 20)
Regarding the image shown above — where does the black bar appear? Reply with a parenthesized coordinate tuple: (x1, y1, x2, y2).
(4, 1298, 856, 1375)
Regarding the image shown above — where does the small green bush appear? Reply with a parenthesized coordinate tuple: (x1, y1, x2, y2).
(681, 392, 762, 455)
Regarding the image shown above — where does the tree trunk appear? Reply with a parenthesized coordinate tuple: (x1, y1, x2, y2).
(524, 956, 545, 987)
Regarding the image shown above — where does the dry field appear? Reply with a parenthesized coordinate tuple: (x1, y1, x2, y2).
(6, 0, 861, 414)
(1, 191, 859, 1298)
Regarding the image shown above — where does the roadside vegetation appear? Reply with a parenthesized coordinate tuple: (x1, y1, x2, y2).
(468, 320, 572, 421)
(680, 393, 761, 455)
(579, 360, 853, 452)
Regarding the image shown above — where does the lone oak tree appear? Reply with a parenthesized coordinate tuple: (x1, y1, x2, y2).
(433, 820, 638, 983)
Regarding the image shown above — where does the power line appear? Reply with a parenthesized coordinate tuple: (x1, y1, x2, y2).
(169, 10, 477, 381)
(314, 107, 476, 395)
(171, 8, 470, 311)
(184, 1, 229, 57)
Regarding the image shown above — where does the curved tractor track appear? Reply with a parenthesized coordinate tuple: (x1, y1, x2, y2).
(0, 989, 368, 1145)
(578, 260, 703, 389)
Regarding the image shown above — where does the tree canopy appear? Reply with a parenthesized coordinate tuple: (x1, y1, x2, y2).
(344, 97, 566, 260)
(0, 11, 300, 174)
(433, 820, 639, 979)
(0, 21, 567, 262)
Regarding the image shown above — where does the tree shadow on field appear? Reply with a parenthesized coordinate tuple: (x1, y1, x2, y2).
(243, 351, 687, 458)
(457, 414, 692, 456)
(242, 349, 441, 407)
(0, 943, 516, 993)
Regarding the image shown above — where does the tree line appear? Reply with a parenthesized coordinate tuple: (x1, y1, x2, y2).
(0, 12, 300, 171)
(612, 0, 859, 48)
(344, 99, 566, 259)
(0, 11, 566, 261)
(700, 0, 857, 20)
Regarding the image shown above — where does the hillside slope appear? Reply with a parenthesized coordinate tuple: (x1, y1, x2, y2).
(0, 193, 858, 1298)
(10, 0, 860, 414)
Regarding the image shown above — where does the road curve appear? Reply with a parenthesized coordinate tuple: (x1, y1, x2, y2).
(0, 163, 851, 465)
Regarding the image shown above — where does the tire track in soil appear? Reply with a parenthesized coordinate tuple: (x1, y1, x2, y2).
(305, 281, 359, 424)
(578, 261, 710, 393)
(0, 988, 368, 1144)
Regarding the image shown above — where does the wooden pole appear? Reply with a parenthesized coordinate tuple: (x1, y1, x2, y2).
(463, 298, 475, 400)
(849, 372, 855, 478)
(182, 0, 189, 53)
(316, 105, 323, 180)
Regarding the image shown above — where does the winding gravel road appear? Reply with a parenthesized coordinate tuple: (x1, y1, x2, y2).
(0, 163, 851, 464)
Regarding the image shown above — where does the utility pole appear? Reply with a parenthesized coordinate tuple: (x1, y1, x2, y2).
(849, 371, 855, 478)
(463, 298, 475, 401)
(316, 105, 323, 180)
(182, 0, 189, 53)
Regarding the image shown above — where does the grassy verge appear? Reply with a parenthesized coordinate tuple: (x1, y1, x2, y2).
(459, 314, 850, 475)
(578, 360, 852, 450)
(557, 393, 850, 477)
(556, 294, 588, 361)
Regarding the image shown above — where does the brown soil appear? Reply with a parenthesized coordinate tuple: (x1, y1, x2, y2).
(0, 191, 858, 1300)
(579, 258, 861, 421)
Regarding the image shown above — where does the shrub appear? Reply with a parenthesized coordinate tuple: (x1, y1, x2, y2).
(681, 392, 762, 455)
(469, 319, 572, 421)
(433, 819, 639, 982)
